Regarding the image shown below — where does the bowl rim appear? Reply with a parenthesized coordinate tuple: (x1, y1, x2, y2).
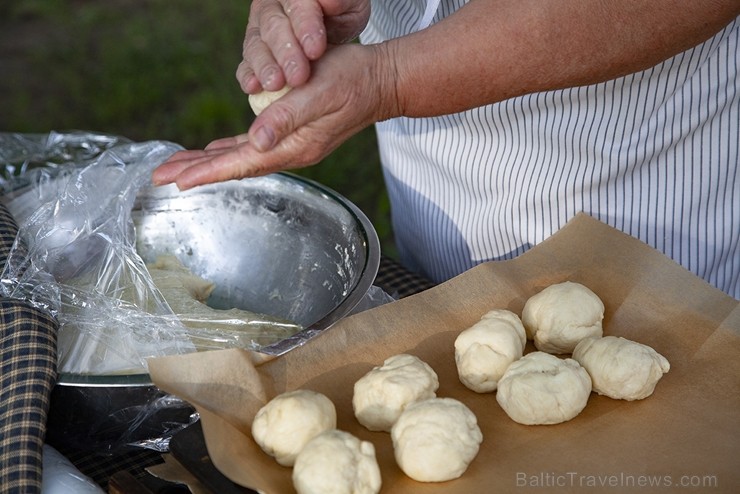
(56, 171, 381, 387)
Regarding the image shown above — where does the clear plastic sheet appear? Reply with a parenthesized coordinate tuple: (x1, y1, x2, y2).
(0, 131, 309, 375)
(45, 380, 200, 454)
(0, 131, 391, 377)
(0, 131, 393, 455)
(0, 130, 128, 189)
(0, 132, 199, 375)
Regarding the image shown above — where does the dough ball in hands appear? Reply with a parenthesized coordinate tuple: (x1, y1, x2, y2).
(573, 336, 670, 400)
(353, 354, 439, 432)
(391, 398, 482, 482)
(292, 430, 382, 494)
(251, 389, 336, 466)
(455, 309, 526, 393)
(522, 281, 605, 354)
(496, 351, 592, 425)
(248, 86, 292, 115)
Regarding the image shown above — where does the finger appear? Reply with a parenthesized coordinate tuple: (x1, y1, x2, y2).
(236, 60, 262, 94)
(152, 134, 254, 185)
(248, 103, 296, 153)
(257, 1, 312, 87)
(152, 146, 239, 185)
(151, 151, 212, 185)
(172, 144, 277, 190)
(236, 18, 260, 94)
(325, 15, 366, 45)
(322, 1, 372, 45)
(204, 134, 250, 151)
(246, 81, 322, 152)
(282, 0, 327, 61)
(242, 18, 286, 92)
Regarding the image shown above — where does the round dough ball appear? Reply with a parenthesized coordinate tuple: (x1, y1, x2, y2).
(573, 336, 670, 400)
(496, 351, 592, 425)
(522, 281, 605, 354)
(248, 86, 292, 115)
(251, 389, 336, 466)
(455, 309, 526, 393)
(391, 398, 482, 482)
(292, 430, 382, 494)
(353, 354, 439, 432)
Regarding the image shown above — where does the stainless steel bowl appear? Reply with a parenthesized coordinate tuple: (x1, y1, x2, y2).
(46, 172, 380, 451)
(132, 172, 380, 356)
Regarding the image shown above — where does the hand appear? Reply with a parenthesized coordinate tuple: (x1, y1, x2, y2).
(237, 0, 371, 93)
(152, 43, 398, 190)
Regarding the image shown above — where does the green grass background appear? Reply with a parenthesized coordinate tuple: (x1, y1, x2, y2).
(0, 0, 395, 255)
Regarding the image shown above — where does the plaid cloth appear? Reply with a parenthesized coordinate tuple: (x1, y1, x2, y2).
(375, 255, 436, 299)
(0, 204, 59, 493)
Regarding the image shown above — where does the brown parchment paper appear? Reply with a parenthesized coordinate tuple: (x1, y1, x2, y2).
(148, 213, 740, 493)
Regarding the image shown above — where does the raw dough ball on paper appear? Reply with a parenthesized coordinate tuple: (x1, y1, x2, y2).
(248, 86, 292, 115)
(496, 351, 591, 425)
(353, 354, 439, 432)
(522, 281, 605, 354)
(573, 336, 670, 400)
(455, 309, 527, 393)
(251, 389, 336, 466)
(292, 429, 382, 494)
(391, 398, 482, 482)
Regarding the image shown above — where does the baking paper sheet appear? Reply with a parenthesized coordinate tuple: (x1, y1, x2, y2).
(149, 213, 740, 493)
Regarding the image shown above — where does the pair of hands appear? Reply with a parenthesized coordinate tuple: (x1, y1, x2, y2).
(153, 0, 392, 190)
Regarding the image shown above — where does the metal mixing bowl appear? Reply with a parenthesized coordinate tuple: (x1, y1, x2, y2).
(132, 172, 380, 355)
(46, 172, 380, 451)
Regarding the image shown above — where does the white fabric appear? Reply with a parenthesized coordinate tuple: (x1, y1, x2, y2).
(361, 2, 740, 299)
(417, 0, 442, 30)
(42, 445, 104, 494)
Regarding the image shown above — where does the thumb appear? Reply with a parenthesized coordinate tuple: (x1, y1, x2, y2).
(247, 86, 318, 152)
(248, 120, 280, 152)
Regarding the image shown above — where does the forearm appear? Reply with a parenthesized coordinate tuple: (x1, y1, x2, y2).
(375, 0, 740, 119)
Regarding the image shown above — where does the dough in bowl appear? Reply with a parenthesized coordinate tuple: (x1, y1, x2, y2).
(573, 335, 670, 400)
(496, 351, 592, 425)
(522, 281, 605, 354)
(248, 86, 292, 115)
(251, 389, 336, 466)
(292, 429, 382, 494)
(391, 397, 482, 482)
(353, 354, 439, 432)
(454, 309, 526, 392)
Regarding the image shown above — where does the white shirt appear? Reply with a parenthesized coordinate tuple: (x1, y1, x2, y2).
(361, 2, 740, 299)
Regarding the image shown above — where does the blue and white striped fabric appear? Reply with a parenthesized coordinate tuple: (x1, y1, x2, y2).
(361, 2, 740, 299)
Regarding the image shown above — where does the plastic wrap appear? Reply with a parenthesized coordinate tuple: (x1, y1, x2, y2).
(45, 382, 199, 453)
(0, 132, 198, 374)
(1, 131, 391, 453)
(0, 130, 128, 189)
(0, 131, 315, 375)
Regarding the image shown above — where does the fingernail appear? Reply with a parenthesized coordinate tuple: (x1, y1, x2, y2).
(301, 33, 316, 49)
(261, 67, 278, 89)
(284, 59, 298, 78)
(302, 31, 324, 58)
(253, 126, 276, 151)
